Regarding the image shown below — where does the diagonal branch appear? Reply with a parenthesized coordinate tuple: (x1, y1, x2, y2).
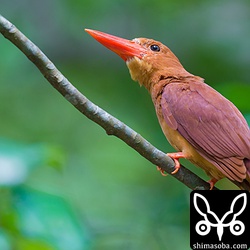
(0, 14, 215, 190)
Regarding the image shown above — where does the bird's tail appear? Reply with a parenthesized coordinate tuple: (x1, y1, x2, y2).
(244, 158, 250, 178)
(233, 158, 250, 192)
(233, 179, 250, 192)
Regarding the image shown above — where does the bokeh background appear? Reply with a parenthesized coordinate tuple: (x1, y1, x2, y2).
(0, 1, 250, 249)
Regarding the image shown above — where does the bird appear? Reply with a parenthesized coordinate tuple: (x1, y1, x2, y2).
(85, 29, 250, 191)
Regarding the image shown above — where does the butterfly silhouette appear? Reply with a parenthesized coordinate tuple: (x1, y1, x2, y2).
(193, 193, 246, 241)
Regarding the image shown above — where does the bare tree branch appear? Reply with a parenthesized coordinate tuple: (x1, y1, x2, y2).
(0, 14, 215, 190)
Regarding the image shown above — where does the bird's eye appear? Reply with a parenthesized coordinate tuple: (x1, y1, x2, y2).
(150, 44, 160, 52)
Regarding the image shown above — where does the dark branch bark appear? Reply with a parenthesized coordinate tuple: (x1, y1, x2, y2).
(0, 14, 215, 190)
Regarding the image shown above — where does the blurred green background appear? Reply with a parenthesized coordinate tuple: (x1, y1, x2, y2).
(0, 1, 250, 249)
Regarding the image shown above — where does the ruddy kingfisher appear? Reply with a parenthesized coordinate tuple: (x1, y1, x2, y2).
(85, 29, 250, 191)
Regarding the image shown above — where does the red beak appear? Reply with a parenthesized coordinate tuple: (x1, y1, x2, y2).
(85, 29, 145, 61)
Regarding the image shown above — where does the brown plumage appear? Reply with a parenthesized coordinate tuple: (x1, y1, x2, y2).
(85, 29, 250, 190)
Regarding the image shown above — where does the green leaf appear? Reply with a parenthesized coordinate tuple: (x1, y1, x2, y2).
(0, 138, 65, 186)
(12, 187, 90, 250)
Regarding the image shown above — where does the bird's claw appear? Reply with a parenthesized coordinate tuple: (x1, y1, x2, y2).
(170, 158, 181, 174)
(157, 166, 168, 176)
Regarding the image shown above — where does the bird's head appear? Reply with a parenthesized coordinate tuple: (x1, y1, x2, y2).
(85, 29, 191, 91)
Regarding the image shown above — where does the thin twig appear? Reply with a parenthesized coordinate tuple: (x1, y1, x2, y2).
(0, 14, 214, 190)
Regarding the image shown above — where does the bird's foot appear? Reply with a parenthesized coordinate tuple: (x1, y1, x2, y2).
(207, 178, 218, 190)
(157, 152, 186, 176)
(167, 152, 186, 174)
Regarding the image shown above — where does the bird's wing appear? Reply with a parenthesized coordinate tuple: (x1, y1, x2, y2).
(161, 80, 250, 181)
